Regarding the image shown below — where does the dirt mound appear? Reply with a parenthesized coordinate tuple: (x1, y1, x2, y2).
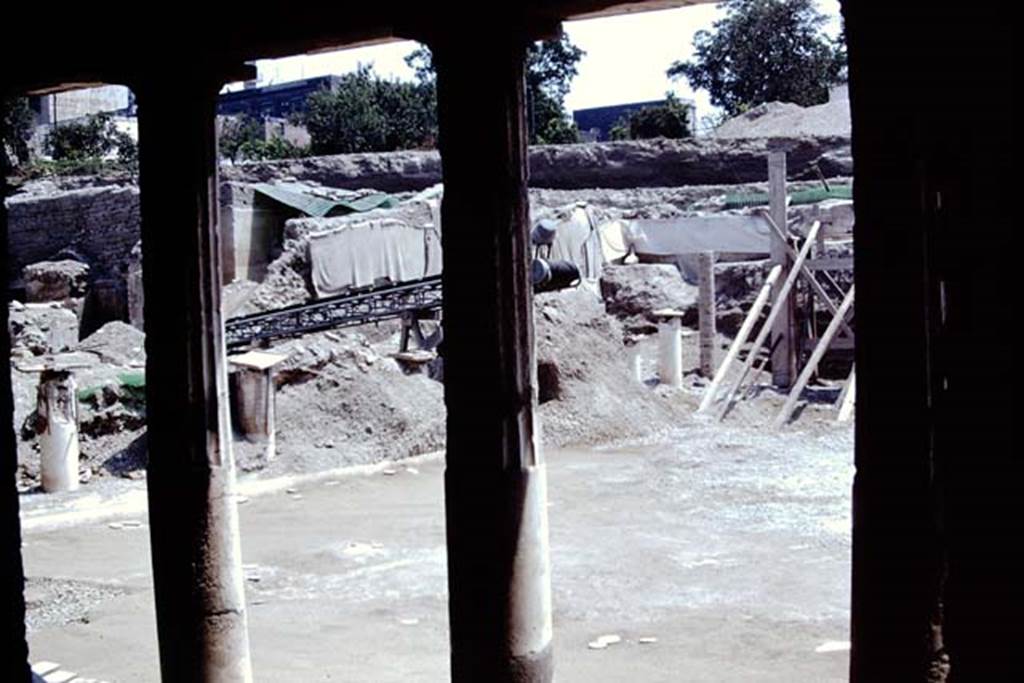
(535, 287, 694, 447)
(77, 321, 146, 366)
(715, 98, 851, 140)
(260, 330, 446, 475)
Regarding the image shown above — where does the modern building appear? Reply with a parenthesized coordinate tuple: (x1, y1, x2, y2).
(573, 98, 696, 141)
(217, 75, 341, 119)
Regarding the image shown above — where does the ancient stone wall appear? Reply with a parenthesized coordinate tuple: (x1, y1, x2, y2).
(4, 185, 140, 288)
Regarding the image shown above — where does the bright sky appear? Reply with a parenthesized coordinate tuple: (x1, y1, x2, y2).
(236, 1, 842, 126)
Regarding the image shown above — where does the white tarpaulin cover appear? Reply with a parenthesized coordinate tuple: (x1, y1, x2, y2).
(623, 214, 773, 256)
(541, 205, 604, 280)
(308, 218, 442, 298)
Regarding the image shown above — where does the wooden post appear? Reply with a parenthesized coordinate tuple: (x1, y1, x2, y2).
(775, 285, 855, 427)
(697, 251, 716, 378)
(433, 27, 554, 683)
(0, 138, 31, 680)
(697, 265, 783, 414)
(837, 365, 856, 423)
(136, 73, 253, 682)
(768, 151, 795, 387)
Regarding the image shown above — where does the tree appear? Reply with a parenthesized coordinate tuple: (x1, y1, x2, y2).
(609, 95, 692, 141)
(405, 35, 584, 145)
(218, 114, 265, 162)
(301, 65, 437, 155)
(44, 111, 136, 165)
(668, 0, 846, 117)
(2, 96, 35, 173)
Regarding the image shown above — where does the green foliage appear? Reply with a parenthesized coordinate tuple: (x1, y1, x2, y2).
(668, 0, 847, 117)
(218, 114, 264, 162)
(530, 90, 581, 145)
(404, 45, 435, 84)
(405, 35, 584, 146)
(609, 95, 692, 141)
(44, 112, 137, 168)
(301, 65, 437, 155)
(239, 136, 307, 161)
(2, 96, 34, 173)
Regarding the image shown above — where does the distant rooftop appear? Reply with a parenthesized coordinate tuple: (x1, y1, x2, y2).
(573, 99, 696, 141)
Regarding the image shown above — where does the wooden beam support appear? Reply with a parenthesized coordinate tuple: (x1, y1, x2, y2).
(0, 131, 32, 682)
(697, 265, 782, 414)
(432, 26, 554, 683)
(768, 151, 795, 387)
(775, 285, 855, 427)
(843, 4, 953, 678)
(718, 221, 822, 420)
(759, 210, 855, 341)
(136, 74, 252, 682)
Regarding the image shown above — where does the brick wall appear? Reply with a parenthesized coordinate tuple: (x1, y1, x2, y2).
(4, 185, 140, 289)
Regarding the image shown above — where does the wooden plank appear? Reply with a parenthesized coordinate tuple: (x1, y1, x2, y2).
(775, 285, 856, 427)
(697, 264, 783, 413)
(805, 257, 854, 271)
(717, 221, 823, 420)
(837, 365, 856, 422)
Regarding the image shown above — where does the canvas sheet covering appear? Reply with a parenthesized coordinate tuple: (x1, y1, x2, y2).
(545, 206, 604, 280)
(308, 218, 442, 298)
(623, 214, 773, 256)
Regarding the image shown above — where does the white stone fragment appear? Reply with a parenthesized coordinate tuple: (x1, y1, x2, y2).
(31, 662, 60, 676)
(814, 640, 851, 653)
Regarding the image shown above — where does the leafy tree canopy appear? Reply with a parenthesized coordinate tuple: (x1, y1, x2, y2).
(2, 96, 34, 173)
(609, 94, 692, 141)
(668, 0, 846, 117)
(44, 111, 136, 166)
(405, 35, 584, 145)
(218, 114, 265, 162)
(300, 65, 437, 155)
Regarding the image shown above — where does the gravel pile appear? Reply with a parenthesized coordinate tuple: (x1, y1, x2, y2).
(715, 97, 851, 140)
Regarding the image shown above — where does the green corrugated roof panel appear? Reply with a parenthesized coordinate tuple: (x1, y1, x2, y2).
(253, 183, 398, 217)
(723, 185, 852, 210)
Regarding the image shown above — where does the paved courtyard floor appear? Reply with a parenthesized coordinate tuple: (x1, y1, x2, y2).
(23, 422, 853, 682)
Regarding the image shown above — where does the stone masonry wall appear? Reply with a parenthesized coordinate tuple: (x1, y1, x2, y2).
(4, 185, 140, 288)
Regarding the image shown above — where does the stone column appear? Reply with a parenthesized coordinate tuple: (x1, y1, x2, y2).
(135, 72, 252, 682)
(36, 368, 80, 493)
(654, 309, 685, 388)
(432, 26, 554, 683)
